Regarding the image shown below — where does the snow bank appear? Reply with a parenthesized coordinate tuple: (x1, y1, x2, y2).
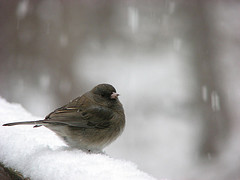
(0, 97, 156, 180)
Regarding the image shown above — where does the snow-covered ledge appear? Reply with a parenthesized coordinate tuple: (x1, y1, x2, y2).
(0, 98, 156, 180)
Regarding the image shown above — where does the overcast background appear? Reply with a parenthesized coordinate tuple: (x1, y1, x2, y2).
(1, 0, 240, 179)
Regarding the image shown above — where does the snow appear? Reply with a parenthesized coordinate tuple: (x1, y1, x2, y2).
(0, 97, 157, 180)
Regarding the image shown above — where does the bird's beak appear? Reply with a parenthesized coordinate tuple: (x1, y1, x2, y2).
(111, 92, 119, 99)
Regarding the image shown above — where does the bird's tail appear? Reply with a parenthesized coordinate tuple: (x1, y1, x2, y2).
(2, 120, 44, 127)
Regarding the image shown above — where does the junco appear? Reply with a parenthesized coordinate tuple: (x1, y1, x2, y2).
(3, 84, 125, 153)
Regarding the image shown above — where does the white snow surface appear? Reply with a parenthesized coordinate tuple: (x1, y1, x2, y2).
(0, 97, 156, 180)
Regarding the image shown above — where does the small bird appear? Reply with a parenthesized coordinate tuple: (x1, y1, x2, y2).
(3, 84, 125, 153)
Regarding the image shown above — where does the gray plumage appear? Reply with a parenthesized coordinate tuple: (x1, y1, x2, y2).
(3, 84, 125, 153)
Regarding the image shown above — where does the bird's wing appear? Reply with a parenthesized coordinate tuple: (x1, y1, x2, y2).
(43, 96, 113, 129)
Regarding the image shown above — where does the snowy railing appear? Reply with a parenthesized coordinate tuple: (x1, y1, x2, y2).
(0, 98, 156, 180)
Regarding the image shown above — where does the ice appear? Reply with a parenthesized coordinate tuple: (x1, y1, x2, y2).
(0, 97, 156, 180)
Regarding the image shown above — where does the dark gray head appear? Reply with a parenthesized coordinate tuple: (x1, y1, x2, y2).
(91, 84, 119, 101)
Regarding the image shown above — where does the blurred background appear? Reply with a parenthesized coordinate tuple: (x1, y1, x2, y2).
(1, 0, 240, 179)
